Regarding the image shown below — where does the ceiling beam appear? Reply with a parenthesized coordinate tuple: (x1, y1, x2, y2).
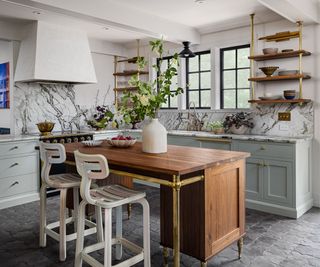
(258, 0, 319, 24)
(1, 0, 200, 44)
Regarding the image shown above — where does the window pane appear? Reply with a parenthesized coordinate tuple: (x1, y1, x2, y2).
(161, 100, 169, 108)
(160, 60, 168, 73)
(223, 90, 236, 108)
(200, 53, 210, 71)
(223, 50, 235, 69)
(200, 72, 211, 89)
(237, 69, 250, 88)
(189, 56, 198, 72)
(223, 70, 235, 89)
(201, 90, 211, 108)
(188, 73, 199, 89)
(238, 89, 250, 108)
(170, 95, 178, 108)
(237, 47, 250, 68)
(170, 75, 178, 90)
(189, 91, 199, 107)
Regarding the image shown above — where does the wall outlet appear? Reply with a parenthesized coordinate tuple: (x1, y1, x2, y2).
(279, 124, 289, 131)
(278, 112, 291, 121)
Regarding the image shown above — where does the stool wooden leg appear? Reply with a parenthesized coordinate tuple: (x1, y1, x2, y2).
(75, 200, 87, 267)
(39, 183, 47, 248)
(73, 188, 79, 232)
(59, 189, 67, 261)
(140, 198, 151, 267)
(115, 206, 123, 260)
(104, 208, 112, 267)
(95, 206, 104, 242)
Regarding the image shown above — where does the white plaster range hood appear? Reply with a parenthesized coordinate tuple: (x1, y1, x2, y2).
(15, 21, 97, 84)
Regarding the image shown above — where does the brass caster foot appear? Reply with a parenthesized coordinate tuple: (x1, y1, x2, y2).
(163, 247, 169, 267)
(201, 261, 207, 267)
(237, 237, 244, 259)
(127, 203, 132, 220)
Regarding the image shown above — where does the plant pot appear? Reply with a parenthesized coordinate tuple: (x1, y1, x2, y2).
(212, 128, 225, 134)
(142, 118, 167, 153)
(230, 125, 248, 135)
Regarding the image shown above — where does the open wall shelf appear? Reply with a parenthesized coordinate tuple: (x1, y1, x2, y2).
(248, 50, 311, 61)
(249, 74, 311, 82)
(248, 99, 311, 104)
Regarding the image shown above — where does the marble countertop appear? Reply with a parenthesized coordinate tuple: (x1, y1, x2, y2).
(93, 129, 312, 143)
(0, 134, 40, 143)
(0, 129, 312, 144)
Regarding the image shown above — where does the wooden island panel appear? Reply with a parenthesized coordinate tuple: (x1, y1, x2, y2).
(161, 159, 246, 261)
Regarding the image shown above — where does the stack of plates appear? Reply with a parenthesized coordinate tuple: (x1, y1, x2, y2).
(258, 95, 283, 100)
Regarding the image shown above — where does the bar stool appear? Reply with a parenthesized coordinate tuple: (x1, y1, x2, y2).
(39, 142, 101, 261)
(74, 150, 151, 267)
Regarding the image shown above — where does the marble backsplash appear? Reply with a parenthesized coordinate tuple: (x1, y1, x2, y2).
(13, 83, 313, 137)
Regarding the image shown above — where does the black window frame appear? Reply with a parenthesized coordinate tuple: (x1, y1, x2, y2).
(157, 56, 178, 110)
(186, 50, 211, 109)
(220, 44, 250, 109)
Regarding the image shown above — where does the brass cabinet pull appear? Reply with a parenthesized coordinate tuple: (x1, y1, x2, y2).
(194, 137, 232, 144)
(260, 145, 266, 150)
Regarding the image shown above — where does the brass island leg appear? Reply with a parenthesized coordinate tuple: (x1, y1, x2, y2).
(173, 175, 181, 267)
(162, 247, 169, 267)
(127, 204, 132, 219)
(237, 237, 244, 259)
(201, 261, 207, 267)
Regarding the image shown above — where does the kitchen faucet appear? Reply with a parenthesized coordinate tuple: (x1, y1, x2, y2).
(187, 101, 207, 131)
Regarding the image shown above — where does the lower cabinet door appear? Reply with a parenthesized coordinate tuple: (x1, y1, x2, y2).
(200, 141, 231, 150)
(246, 158, 263, 200)
(167, 136, 200, 147)
(263, 160, 293, 207)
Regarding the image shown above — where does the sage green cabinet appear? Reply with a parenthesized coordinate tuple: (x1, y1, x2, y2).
(167, 135, 200, 147)
(246, 158, 264, 201)
(199, 139, 232, 150)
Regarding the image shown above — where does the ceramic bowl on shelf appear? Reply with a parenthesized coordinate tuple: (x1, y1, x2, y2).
(81, 140, 103, 147)
(262, 48, 278, 55)
(283, 90, 296, 100)
(258, 95, 283, 100)
(259, 66, 279, 77)
(278, 70, 299, 76)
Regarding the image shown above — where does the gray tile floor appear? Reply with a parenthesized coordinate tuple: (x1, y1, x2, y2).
(1, 185, 320, 267)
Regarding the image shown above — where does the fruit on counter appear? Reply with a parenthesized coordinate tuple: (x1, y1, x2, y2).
(111, 135, 134, 141)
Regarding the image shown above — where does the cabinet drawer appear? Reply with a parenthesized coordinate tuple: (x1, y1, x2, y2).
(0, 141, 37, 156)
(168, 136, 200, 147)
(236, 141, 294, 159)
(0, 155, 38, 179)
(0, 173, 38, 199)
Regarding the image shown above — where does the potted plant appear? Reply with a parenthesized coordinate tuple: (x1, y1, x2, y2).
(120, 40, 183, 153)
(87, 105, 117, 130)
(207, 121, 225, 134)
(223, 112, 254, 134)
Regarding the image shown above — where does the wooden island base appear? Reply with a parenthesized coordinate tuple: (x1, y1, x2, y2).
(160, 159, 246, 262)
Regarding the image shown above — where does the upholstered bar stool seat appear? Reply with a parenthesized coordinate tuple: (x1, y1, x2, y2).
(39, 142, 102, 262)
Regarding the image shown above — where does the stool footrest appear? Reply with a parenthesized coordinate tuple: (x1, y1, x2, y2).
(82, 238, 144, 267)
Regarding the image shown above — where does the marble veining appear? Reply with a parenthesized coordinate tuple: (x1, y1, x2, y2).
(13, 82, 313, 137)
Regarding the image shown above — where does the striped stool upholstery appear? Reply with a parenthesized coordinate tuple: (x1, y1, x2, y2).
(39, 142, 101, 261)
(74, 150, 151, 267)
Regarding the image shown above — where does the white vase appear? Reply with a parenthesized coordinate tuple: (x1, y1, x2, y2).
(142, 118, 167, 153)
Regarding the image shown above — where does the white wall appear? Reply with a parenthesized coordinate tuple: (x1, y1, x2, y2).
(0, 40, 14, 131)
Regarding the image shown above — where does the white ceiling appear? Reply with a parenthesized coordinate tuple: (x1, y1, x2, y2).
(113, 0, 282, 32)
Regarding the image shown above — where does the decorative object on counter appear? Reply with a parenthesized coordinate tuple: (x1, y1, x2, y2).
(207, 120, 225, 134)
(86, 105, 117, 130)
(262, 48, 278, 55)
(283, 90, 296, 100)
(36, 120, 55, 135)
(223, 112, 254, 135)
(120, 39, 183, 153)
(278, 70, 299, 76)
(81, 140, 103, 147)
(259, 66, 279, 77)
(107, 135, 136, 148)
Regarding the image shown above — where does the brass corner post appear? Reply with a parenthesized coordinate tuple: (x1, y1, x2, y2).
(250, 14, 255, 101)
(297, 21, 303, 99)
(162, 246, 169, 267)
(172, 174, 181, 267)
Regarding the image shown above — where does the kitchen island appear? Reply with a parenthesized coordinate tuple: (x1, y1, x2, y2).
(64, 141, 250, 266)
